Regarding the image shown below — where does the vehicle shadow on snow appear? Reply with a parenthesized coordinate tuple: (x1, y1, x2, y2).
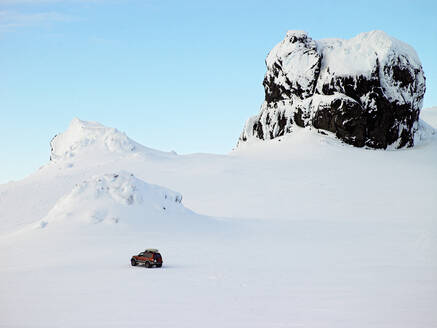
(126, 264, 188, 270)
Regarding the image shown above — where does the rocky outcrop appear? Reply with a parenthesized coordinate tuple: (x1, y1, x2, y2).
(238, 30, 426, 149)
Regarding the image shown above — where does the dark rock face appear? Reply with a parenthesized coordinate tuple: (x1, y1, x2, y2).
(312, 96, 367, 147)
(238, 30, 426, 149)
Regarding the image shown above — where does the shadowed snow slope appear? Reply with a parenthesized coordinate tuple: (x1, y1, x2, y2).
(421, 106, 437, 128)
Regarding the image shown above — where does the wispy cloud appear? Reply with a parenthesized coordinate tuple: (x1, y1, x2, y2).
(0, 10, 74, 30)
(0, 0, 62, 3)
(0, 0, 110, 32)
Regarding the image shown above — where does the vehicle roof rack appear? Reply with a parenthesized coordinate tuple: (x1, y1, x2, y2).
(145, 248, 159, 253)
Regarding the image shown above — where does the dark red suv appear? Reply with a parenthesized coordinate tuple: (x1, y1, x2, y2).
(131, 249, 163, 268)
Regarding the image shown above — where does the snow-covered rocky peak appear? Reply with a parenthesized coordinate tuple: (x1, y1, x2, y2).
(49, 118, 139, 161)
(316, 30, 424, 105)
(317, 30, 421, 77)
(239, 30, 426, 149)
(37, 172, 184, 228)
(265, 30, 320, 100)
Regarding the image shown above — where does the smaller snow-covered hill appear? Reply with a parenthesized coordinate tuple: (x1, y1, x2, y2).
(35, 172, 186, 230)
(49, 118, 174, 163)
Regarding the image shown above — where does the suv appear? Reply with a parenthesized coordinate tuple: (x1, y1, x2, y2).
(131, 249, 163, 268)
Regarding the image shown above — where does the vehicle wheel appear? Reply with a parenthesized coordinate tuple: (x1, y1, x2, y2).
(131, 259, 137, 266)
(145, 262, 151, 268)
(157, 264, 162, 268)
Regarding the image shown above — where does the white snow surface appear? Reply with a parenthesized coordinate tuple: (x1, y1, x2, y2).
(1, 115, 437, 327)
(316, 30, 421, 77)
(269, 30, 422, 83)
(316, 30, 425, 106)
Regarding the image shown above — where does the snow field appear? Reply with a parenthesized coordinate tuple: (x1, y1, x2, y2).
(0, 109, 436, 327)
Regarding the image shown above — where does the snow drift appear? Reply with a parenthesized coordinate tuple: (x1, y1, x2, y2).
(239, 30, 427, 149)
(36, 171, 186, 229)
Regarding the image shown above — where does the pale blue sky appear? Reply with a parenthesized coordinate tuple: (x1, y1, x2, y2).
(1, 0, 436, 183)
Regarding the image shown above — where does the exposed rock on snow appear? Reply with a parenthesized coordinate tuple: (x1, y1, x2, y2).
(239, 30, 427, 149)
(37, 172, 184, 228)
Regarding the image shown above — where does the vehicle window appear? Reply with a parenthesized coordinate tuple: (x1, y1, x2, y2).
(144, 252, 152, 258)
(138, 252, 144, 256)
